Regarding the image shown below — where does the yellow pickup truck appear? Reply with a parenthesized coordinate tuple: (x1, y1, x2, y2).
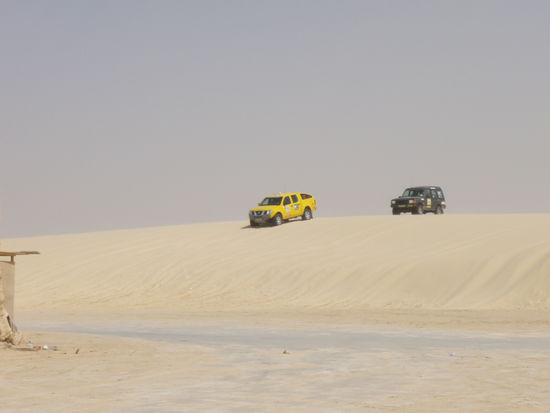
(249, 193, 317, 227)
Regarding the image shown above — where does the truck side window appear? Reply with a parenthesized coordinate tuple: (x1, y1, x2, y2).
(431, 190, 438, 199)
(283, 196, 291, 206)
(291, 194, 298, 203)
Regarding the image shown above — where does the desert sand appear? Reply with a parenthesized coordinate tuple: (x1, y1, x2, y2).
(2, 214, 550, 412)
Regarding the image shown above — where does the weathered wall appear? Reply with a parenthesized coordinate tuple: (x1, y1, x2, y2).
(0, 261, 15, 318)
(0, 261, 20, 343)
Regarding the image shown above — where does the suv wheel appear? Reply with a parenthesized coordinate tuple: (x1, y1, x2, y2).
(413, 205, 423, 215)
(249, 220, 259, 227)
(435, 206, 444, 215)
(392, 208, 400, 215)
(272, 213, 283, 226)
(302, 207, 312, 220)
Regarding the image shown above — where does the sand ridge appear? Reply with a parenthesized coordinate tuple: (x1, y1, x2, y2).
(5, 214, 550, 313)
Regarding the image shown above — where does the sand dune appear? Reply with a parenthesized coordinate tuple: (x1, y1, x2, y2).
(5, 214, 550, 313)
(4, 215, 550, 412)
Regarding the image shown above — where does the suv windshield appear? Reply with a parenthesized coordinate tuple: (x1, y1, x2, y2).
(260, 197, 283, 206)
(402, 188, 427, 197)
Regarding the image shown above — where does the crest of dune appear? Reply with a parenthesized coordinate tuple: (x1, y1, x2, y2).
(5, 215, 550, 313)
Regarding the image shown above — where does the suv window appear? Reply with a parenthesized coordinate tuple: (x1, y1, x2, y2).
(300, 193, 312, 199)
(261, 197, 282, 206)
(283, 196, 291, 206)
(431, 189, 438, 199)
(403, 188, 425, 197)
(291, 194, 298, 203)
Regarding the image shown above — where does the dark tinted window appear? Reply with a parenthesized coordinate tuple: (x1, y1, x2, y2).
(260, 197, 282, 206)
(403, 188, 425, 197)
(291, 194, 298, 203)
(300, 193, 312, 199)
(283, 196, 291, 205)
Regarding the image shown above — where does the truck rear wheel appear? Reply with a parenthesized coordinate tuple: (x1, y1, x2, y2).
(302, 207, 312, 220)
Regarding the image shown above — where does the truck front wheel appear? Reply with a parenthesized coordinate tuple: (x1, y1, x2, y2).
(413, 205, 423, 215)
(272, 214, 283, 226)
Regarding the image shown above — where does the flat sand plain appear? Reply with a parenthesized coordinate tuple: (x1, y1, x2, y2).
(2, 215, 550, 412)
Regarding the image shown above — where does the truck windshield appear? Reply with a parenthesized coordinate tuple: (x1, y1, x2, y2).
(260, 197, 282, 206)
(402, 189, 427, 197)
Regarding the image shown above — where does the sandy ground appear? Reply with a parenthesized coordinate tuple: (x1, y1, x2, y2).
(3, 315, 550, 413)
(2, 215, 550, 411)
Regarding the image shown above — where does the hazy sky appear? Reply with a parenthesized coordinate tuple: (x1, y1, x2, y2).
(1, 1, 549, 238)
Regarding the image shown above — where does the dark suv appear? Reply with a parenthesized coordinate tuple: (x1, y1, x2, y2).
(391, 186, 446, 215)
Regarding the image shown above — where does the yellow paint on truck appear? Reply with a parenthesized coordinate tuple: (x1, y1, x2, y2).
(249, 193, 317, 226)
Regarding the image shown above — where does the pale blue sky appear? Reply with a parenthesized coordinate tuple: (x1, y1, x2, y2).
(1, 1, 549, 237)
